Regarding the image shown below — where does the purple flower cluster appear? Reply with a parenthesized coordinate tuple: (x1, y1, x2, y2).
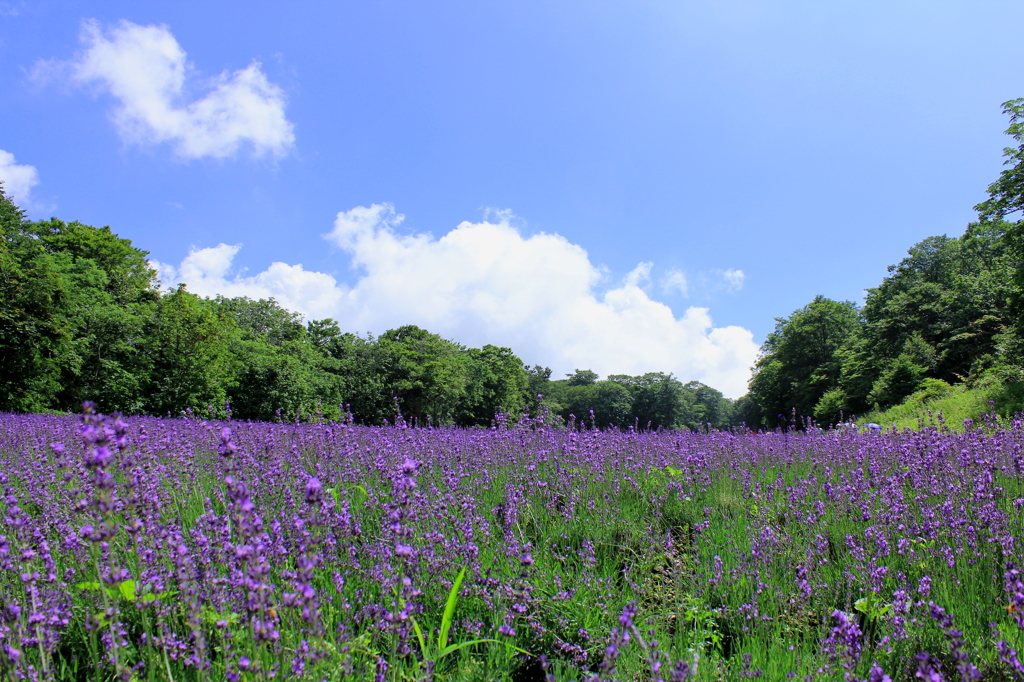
(1, 409, 1024, 678)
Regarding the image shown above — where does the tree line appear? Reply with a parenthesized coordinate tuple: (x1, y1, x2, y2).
(0, 187, 738, 428)
(739, 98, 1024, 427)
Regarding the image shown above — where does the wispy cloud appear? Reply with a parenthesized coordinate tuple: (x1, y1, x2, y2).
(659, 266, 744, 298)
(32, 19, 295, 160)
(661, 268, 689, 297)
(154, 207, 759, 397)
(721, 268, 745, 292)
(623, 261, 653, 289)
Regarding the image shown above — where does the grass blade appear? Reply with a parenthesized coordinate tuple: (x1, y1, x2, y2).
(409, 614, 427, 661)
(438, 638, 531, 660)
(438, 565, 467, 652)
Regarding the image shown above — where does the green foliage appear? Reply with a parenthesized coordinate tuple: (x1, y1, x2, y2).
(866, 354, 928, 409)
(0, 185, 69, 411)
(456, 345, 528, 426)
(813, 387, 848, 426)
(915, 377, 954, 401)
(565, 368, 599, 386)
(143, 286, 234, 416)
(0, 193, 159, 413)
(856, 224, 1015, 406)
(600, 374, 738, 431)
(748, 296, 861, 426)
(213, 297, 346, 421)
(0, 189, 737, 427)
(976, 98, 1024, 222)
(740, 100, 1024, 427)
(747, 221, 1020, 424)
(732, 393, 762, 429)
(378, 325, 470, 425)
(609, 372, 689, 429)
(560, 380, 633, 428)
(681, 380, 735, 430)
(861, 383, 986, 430)
(524, 364, 553, 413)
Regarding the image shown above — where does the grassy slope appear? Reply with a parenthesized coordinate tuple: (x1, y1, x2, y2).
(861, 379, 1024, 430)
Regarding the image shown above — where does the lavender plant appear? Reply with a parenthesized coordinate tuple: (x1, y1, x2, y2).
(2, 408, 1024, 679)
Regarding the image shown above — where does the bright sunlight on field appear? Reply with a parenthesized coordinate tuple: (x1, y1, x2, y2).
(3, 407, 1024, 680)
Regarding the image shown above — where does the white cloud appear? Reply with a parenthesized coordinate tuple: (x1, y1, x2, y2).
(0, 150, 39, 205)
(623, 262, 653, 289)
(33, 19, 294, 159)
(152, 243, 344, 320)
(156, 206, 759, 398)
(661, 268, 689, 297)
(722, 268, 745, 292)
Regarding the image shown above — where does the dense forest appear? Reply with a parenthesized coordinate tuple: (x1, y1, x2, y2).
(0, 186, 736, 429)
(4, 98, 1024, 430)
(741, 98, 1024, 427)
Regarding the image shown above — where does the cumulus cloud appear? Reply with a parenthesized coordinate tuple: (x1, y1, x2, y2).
(0, 150, 39, 205)
(33, 19, 294, 159)
(152, 243, 344, 320)
(156, 206, 758, 397)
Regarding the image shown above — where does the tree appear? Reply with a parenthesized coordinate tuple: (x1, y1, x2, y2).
(214, 295, 305, 346)
(977, 99, 1024, 355)
(976, 98, 1024, 223)
(142, 286, 234, 416)
(560, 381, 633, 429)
(748, 296, 861, 425)
(609, 372, 691, 430)
(320, 331, 392, 425)
(456, 345, 529, 426)
(0, 185, 70, 411)
(523, 364, 553, 413)
(210, 297, 347, 422)
(682, 380, 734, 430)
(33, 219, 160, 413)
(377, 325, 469, 425)
(565, 368, 599, 386)
(732, 394, 762, 429)
(832, 223, 1018, 414)
(0, 195, 161, 413)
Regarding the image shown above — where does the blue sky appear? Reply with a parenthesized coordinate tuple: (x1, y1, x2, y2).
(2, 1, 1021, 397)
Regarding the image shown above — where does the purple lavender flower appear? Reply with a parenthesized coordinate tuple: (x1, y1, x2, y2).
(823, 610, 862, 674)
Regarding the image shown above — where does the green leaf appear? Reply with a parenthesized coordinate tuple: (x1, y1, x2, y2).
(200, 607, 240, 626)
(118, 579, 137, 602)
(439, 566, 467, 652)
(76, 581, 103, 591)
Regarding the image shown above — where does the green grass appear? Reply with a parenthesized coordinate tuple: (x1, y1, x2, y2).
(862, 378, 1024, 431)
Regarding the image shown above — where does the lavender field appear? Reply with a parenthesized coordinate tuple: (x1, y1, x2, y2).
(3, 408, 1024, 681)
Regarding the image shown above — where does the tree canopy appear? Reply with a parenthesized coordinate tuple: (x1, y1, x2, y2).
(0, 184, 739, 429)
(737, 99, 1024, 427)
